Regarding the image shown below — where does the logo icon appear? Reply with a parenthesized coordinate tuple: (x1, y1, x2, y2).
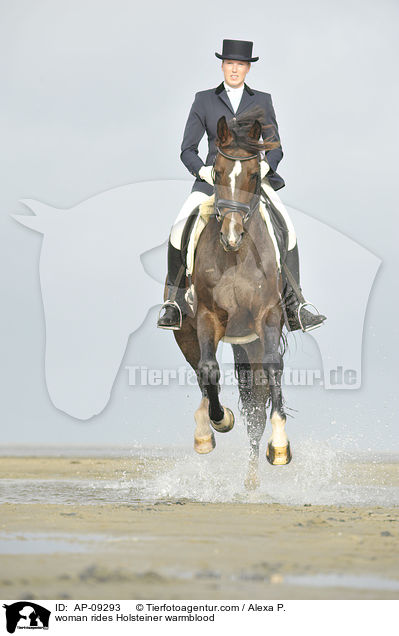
(2, 602, 51, 633)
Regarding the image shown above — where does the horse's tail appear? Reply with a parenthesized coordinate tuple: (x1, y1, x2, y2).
(232, 344, 249, 415)
(232, 344, 270, 416)
(279, 329, 288, 357)
(232, 330, 288, 417)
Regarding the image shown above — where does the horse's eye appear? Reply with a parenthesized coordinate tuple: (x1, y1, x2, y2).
(214, 171, 221, 180)
(250, 173, 258, 180)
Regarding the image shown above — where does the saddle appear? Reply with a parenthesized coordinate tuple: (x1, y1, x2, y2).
(181, 204, 202, 273)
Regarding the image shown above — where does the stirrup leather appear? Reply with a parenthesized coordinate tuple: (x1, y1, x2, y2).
(157, 300, 183, 330)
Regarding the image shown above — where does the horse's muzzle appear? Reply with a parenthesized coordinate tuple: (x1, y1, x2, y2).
(220, 231, 244, 252)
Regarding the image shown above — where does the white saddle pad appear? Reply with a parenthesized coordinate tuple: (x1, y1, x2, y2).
(185, 192, 281, 276)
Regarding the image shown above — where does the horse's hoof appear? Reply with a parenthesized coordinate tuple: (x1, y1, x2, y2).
(266, 441, 292, 466)
(194, 433, 216, 454)
(244, 472, 260, 491)
(211, 407, 235, 433)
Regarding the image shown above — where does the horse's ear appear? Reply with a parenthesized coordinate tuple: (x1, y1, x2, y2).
(217, 116, 232, 145)
(248, 119, 262, 141)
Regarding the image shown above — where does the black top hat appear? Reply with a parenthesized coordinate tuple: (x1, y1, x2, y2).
(215, 39, 259, 63)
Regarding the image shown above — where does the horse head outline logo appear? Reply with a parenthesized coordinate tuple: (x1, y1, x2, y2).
(3, 602, 50, 633)
(12, 181, 381, 420)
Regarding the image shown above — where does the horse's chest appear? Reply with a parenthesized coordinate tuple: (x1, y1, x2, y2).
(212, 262, 267, 312)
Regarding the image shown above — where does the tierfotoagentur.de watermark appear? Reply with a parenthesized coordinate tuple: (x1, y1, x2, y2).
(126, 365, 357, 388)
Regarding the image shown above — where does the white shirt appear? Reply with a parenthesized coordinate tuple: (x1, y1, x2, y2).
(223, 81, 244, 114)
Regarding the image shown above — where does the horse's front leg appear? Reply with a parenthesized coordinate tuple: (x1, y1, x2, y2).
(193, 396, 215, 454)
(174, 320, 216, 454)
(261, 312, 292, 466)
(196, 306, 234, 433)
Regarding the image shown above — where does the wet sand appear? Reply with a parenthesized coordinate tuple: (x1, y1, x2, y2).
(1, 457, 399, 600)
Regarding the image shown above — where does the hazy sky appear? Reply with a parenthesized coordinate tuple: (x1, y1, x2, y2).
(1, 0, 398, 451)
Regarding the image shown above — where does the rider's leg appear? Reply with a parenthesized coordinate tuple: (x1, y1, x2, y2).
(157, 191, 210, 330)
(261, 180, 326, 332)
(283, 242, 326, 331)
(170, 191, 210, 252)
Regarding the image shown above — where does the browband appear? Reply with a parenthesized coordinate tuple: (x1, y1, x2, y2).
(217, 147, 259, 161)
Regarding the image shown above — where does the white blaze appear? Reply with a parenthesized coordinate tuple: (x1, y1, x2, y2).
(227, 161, 242, 243)
(229, 160, 241, 198)
(227, 214, 237, 243)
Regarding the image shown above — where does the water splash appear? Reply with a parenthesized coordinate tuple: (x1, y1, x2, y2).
(139, 439, 399, 506)
(0, 440, 397, 506)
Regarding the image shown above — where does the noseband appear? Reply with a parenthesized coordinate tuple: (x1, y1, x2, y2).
(213, 147, 261, 223)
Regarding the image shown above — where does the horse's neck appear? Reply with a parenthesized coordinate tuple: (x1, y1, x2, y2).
(243, 209, 281, 269)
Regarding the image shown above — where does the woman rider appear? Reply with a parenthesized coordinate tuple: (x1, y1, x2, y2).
(157, 39, 326, 332)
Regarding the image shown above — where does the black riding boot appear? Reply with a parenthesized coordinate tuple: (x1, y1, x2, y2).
(157, 240, 187, 330)
(283, 244, 327, 332)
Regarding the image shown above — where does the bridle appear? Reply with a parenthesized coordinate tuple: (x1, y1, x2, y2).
(213, 147, 261, 224)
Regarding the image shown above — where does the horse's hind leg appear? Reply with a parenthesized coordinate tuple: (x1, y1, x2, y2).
(261, 312, 292, 466)
(196, 307, 234, 434)
(233, 342, 268, 490)
(174, 321, 215, 454)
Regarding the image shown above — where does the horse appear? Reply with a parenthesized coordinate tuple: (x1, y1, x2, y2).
(171, 108, 292, 490)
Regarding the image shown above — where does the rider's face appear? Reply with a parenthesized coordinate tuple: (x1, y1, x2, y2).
(222, 59, 251, 88)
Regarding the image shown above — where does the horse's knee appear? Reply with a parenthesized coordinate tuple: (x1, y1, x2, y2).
(197, 359, 220, 386)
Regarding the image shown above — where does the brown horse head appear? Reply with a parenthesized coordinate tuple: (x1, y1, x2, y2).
(214, 109, 278, 251)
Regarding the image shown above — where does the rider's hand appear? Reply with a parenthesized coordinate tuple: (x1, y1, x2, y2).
(198, 165, 214, 186)
(260, 160, 270, 180)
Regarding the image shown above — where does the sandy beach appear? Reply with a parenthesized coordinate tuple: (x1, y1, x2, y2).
(0, 456, 398, 600)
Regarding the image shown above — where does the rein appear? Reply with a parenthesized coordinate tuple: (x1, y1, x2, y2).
(213, 147, 261, 223)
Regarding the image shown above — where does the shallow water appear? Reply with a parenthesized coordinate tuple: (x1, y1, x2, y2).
(1, 529, 399, 593)
(0, 441, 398, 507)
(285, 573, 399, 591)
(0, 532, 99, 554)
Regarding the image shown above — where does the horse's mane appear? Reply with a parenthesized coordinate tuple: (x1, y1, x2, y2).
(225, 106, 280, 154)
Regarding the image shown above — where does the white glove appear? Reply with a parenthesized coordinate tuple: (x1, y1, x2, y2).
(198, 165, 214, 186)
(260, 160, 270, 179)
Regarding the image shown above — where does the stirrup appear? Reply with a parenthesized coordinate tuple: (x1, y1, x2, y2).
(297, 302, 324, 333)
(157, 300, 183, 330)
